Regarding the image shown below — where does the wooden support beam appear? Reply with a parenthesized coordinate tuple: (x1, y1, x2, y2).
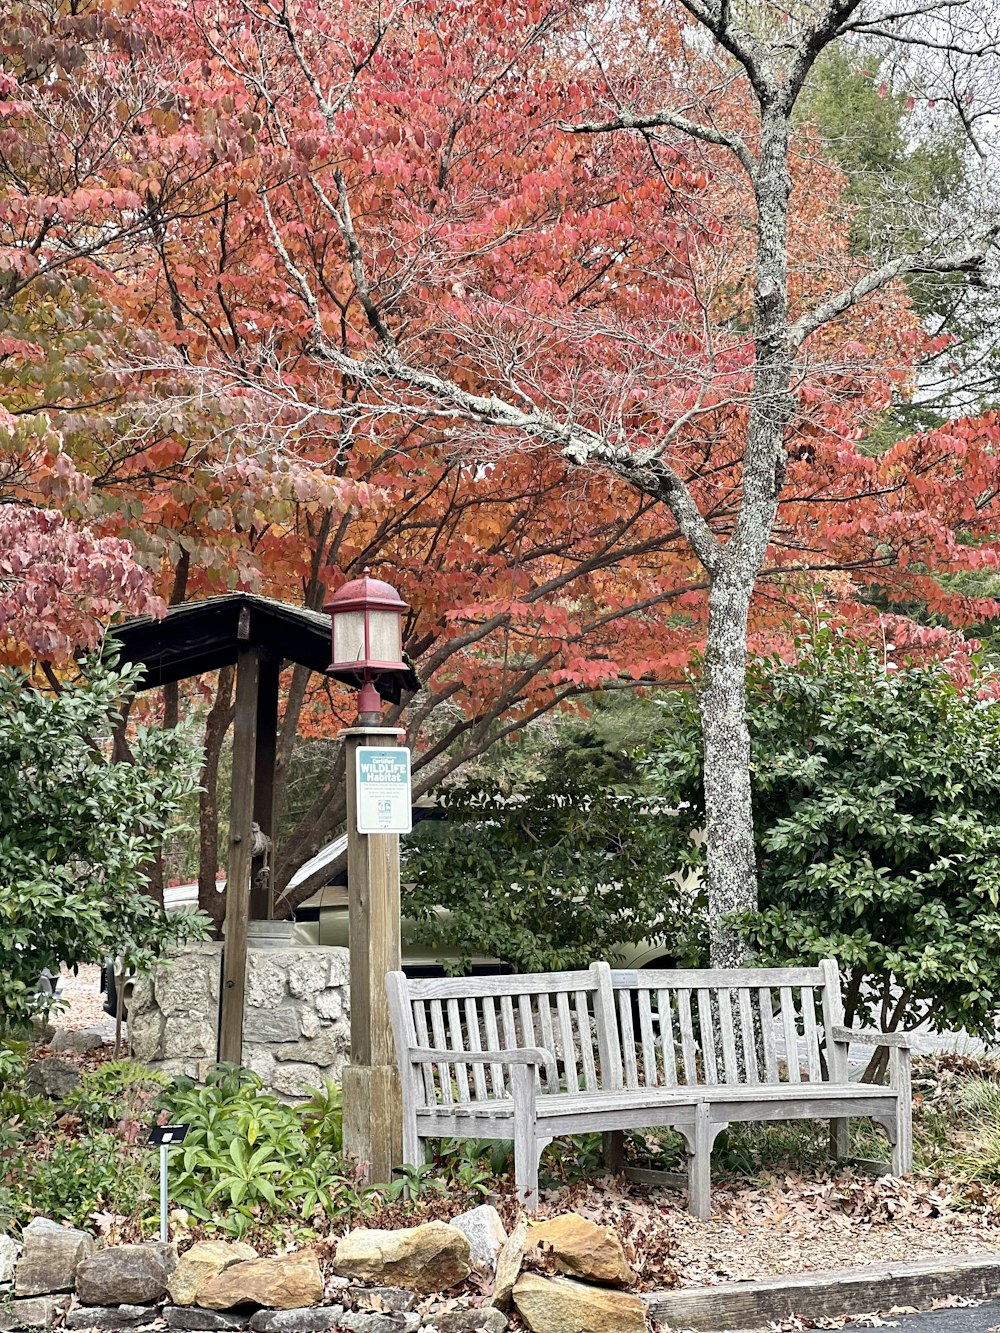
(341, 726, 404, 1187)
(250, 652, 280, 921)
(218, 640, 259, 1064)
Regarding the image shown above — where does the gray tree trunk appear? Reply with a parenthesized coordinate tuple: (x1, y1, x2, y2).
(700, 573, 756, 965)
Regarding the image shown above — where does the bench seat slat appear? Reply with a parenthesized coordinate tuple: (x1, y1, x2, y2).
(802, 986, 822, 1082)
(411, 1000, 437, 1104)
(618, 990, 638, 1090)
(482, 996, 504, 1098)
(538, 996, 559, 1093)
(464, 997, 489, 1100)
(557, 991, 578, 1089)
(759, 987, 779, 1082)
(638, 989, 657, 1085)
(447, 998, 470, 1101)
(576, 989, 598, 1092)
(658, 988, 678, 1087)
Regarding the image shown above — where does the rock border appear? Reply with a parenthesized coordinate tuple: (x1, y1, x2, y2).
(643, 1251, 1000, 1330)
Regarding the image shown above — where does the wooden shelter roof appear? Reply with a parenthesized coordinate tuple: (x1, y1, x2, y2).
(110, 594, 332, 690)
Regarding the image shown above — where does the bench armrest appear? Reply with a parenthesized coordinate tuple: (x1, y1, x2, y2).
(409, 1045, 555, 1067)
(830, 1026, 916, 1049)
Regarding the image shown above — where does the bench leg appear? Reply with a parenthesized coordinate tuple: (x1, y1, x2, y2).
(512, 1065, 541, 1209)
(680, 1104, 718, 1220)
(890, 1047, 913, 1176)
(602, 1131, 625, 1176)
(514, 1124, 540, 1210)
(830, 1117, 849, 1162)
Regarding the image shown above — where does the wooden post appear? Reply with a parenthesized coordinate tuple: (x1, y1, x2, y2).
(250, 652, 280, 920)
(340, 726, 404, 1187)
(218, 637, 260, 1064)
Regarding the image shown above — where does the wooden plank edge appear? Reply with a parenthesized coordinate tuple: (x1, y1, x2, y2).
(642, 1251, 1000, 1331)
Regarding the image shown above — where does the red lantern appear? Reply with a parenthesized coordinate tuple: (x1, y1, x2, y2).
(325, 571, 408, 723)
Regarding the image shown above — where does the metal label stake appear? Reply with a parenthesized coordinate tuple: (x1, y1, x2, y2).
(147, 1124, 190, 1241)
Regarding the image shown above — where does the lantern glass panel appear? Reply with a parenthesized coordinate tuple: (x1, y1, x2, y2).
(368, 609, 402, 665)
(332, 609, 366, 667)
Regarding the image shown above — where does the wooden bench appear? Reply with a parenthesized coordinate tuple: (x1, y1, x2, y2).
(385, 958, 913, 1218)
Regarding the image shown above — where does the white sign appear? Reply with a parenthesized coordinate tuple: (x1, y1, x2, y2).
(356, 746, 412, 834)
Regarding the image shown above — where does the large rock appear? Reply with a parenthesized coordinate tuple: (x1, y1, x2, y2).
(15, 1218, 95, 1296)
(272, 1035, 341, 1066)
(512, 1273, 646, 1333)
(163, 1017, 217, 1061)
(127, 1010, 165, 1062)
(333, 1223, 471, 1295)
(76, 1242, 177, 1306)
(449, 1206, 507, 1275)
(248, 1311, 344, 1332)
(526, 1214, 633, 1287)
(268, 1062, 324, 1099)
(51, 1030, 105, 1055)
(24, 1059, 80, 1100)
(164, 1307, 249, 1331)
(315, 990, 343, 1021)
(490, 1220, 526, 1310)
(65, 1305, 159, 1329)
(245, 958, 288, 1010)
(0, 1294, 70, 1330)
(167, 1242, 258, 1307)
(0, 1234, 21, 1284)
(195, 1253, 323, 1311)
(286, 954, 331, 999)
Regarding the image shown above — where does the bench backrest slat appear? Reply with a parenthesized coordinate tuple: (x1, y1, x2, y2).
(608, 964, 840, 1090)
(386, 967, 606, 1105)
(387, 959, 846, 1108)
(718, 988, 739, 1082)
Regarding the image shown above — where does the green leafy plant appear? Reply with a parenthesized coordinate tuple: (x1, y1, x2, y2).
(647, 632, 1000, 1066)
(0, 658, 210, 1027)
(402, 764, 707, 974)
(5, 1130, 155, 1232)
(160, 1065, 364, 1238)
(64, 1061, 171, 1129)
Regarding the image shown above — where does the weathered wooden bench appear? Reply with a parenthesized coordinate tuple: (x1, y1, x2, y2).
(385, 958, 913, 1217)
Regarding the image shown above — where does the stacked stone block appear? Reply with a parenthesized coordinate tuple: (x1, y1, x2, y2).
(127, 943, 351, 1097)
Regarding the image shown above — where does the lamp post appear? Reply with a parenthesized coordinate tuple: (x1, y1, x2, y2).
(324, 571, 409, 1185)
(326, 571, 409, 725)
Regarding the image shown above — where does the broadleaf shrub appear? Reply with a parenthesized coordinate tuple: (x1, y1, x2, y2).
(647, 632, 1000, 1041)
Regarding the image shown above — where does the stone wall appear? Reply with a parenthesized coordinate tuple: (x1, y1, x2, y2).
(128, 944, 351, 1098)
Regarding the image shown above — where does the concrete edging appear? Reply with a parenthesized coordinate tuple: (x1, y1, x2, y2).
(642, 1251, 1000, 1330)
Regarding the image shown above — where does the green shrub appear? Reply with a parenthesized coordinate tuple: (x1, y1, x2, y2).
(647, 633, 1000, 1046)
(160, 1065, 364, 1238)
(64, 1060, 171, 1129)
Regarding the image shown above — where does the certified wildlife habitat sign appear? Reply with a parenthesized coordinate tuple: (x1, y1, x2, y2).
(355, 746, 412, 834)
